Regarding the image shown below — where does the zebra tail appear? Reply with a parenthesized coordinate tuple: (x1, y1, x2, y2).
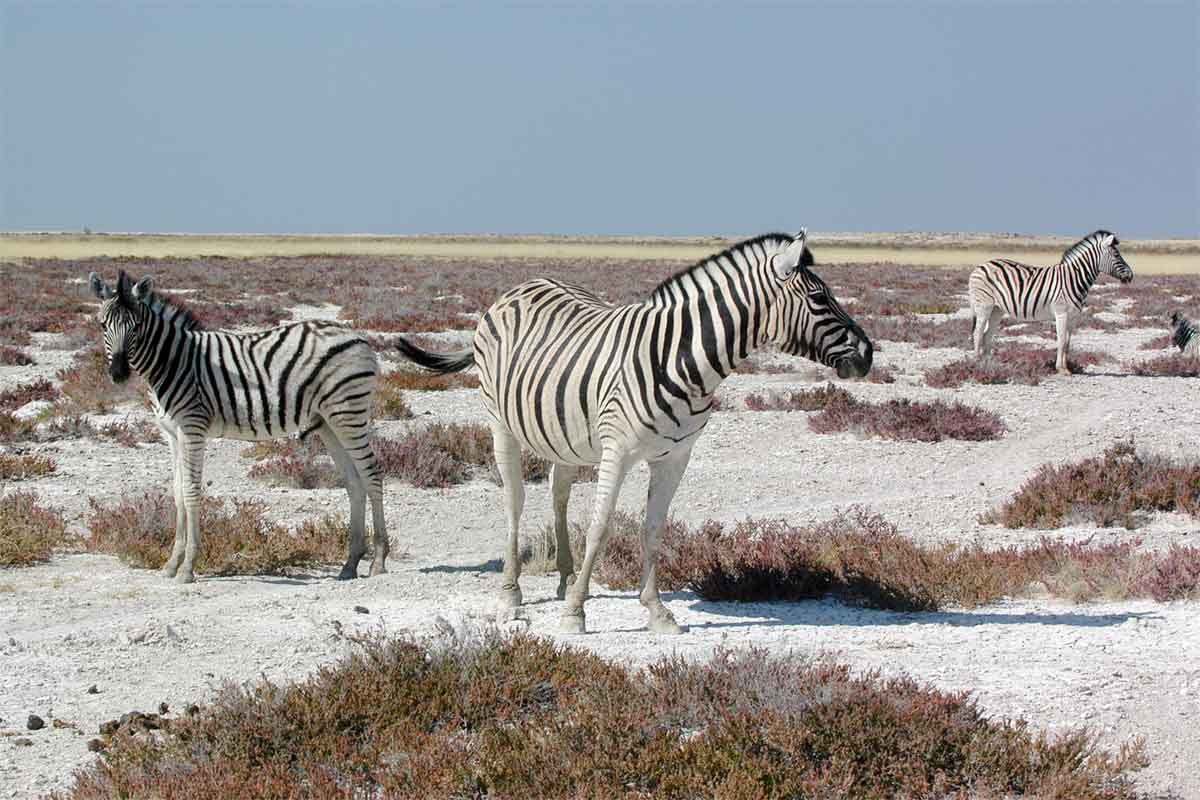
(394, 336, 475, 374)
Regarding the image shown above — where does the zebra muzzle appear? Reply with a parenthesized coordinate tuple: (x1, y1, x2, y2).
(109, 353, 131, 383)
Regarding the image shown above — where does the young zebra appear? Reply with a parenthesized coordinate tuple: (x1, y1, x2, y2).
(395, 232, 872, 635)
(89, 271, 388, 584)
(1170, 311, 1199, 356)
(968, 230, 1133, 374)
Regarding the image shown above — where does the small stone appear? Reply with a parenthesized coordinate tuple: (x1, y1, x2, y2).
(86, 738, 106, 753)
(13, 738, 33, 747)
(86, 685, 99, 695)
(185, 704, 199, 717)
(158, 702, 169, 715)
(353, 605, 369, 614)
(26, 715, 44, 731)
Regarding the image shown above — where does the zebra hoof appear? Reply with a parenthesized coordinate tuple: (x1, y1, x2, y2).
(648, 613, 685, 636)
(368, 561, 387, 577)
(560, 610, 586, 635)
(336, 565, 359, 580)
(160, 565, 179, 579)
(174, 572, 196, 585)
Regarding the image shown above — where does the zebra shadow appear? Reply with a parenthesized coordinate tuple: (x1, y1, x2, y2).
(419, 559, 505, 574)
(682, 598, 1159, 631)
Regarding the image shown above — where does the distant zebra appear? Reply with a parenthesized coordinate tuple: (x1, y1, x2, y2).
(395, 232, 872, 634)
(968, 230, 1133, 374)
(90, 271, 387, 584)
(1170, 311, 1199, 356)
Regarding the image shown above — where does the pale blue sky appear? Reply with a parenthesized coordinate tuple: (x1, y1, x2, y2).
(2, 1, 1196, 237)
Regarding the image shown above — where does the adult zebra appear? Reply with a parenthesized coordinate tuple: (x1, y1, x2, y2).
(1170, 311, 1199, 356)
(968, 230, 1133, 374)
(396, 231, 872, 634)
(89, 271, 388, 584)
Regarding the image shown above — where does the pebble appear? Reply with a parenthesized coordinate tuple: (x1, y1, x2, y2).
(354, 605, 369, 614)
(12, 738, 33, 747)
(26, 715, 44, 731)
(86, 684, 99, 694)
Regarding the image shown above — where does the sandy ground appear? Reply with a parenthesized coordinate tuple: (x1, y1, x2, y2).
(2, 301, 1200, 797)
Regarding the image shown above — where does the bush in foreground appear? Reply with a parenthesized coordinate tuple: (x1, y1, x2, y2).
(243, 438, 343, 489)
(55, 629, 1146, 800)
(542, 506, 1200, 608)
(86, 490, 361, 576)
(56, 347, 146, 413)
(0, 378, 60, 412)
(743, 384, 1006, 442)
(375, 423, 563, 488)
(0, 491, 70, 567)
(982, 441, 1200, 529)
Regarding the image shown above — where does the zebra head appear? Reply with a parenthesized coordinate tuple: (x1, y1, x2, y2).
(767, 232, 873, 379)
(1098, 231, 1133, 284)
(89, 271, 153, 384)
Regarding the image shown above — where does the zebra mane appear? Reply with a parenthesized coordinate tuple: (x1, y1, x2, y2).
(136, 287, 206, 332)
(1060, 230, 1117, 265)
(650, 232, 796, 298)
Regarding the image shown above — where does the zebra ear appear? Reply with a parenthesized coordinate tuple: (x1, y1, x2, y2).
(132, 276, 154, 301)
(771, 233, 809, 280)
(1102, 233, 1117, 248)
(89, 272, 114, 301)
(115, 271, 133, 303)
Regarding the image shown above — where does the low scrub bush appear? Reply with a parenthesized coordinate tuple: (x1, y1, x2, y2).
(374, 422, 557, 488)
(86, 490, 361, 576)
(0, 345, 34, 366)
(0, 453, 57, 480)
(0, 412, 39, 444)
(0, 378, 60, 412)
(982, 441, 1200, 529)
(380, 368, 479, 392)
(744, 383, 849, 412)
(242, 438, 342, 489)
(54, 627, 1146, 800)
(924, 347, 1103, 388)
(743, 384, 1005, 442)
(373, 380, 415, 420)
(0, 491, 70, 567)
(56, 346, 146, 413)
(810, 392, 1006, 442)
(96, 418, 163, 447)
(1128, 352, 1200, 377)
(549, 506, 1200, 608)
(861, 314, 972, 349)
(1138, 334, 1174, 351)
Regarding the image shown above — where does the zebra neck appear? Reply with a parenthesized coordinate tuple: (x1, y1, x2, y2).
(129, 311, 200, 402)
(660, 267, 776, 396)
(1058, 250, 1101, 303)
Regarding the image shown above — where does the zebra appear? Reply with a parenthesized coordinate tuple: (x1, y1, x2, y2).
(1170, 311, 1199, 356)
(394, 231, 872, 635)
(968, 230, 1133, 374)
(89, 271, 388, 584)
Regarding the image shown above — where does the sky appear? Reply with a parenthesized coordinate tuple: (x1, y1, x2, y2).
(2, 1, 1196, 238)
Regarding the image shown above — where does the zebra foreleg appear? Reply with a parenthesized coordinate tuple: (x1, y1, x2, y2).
(1054, 312, 1072, 375)
(318, 424, 369, 579)
(176, 435, 207, 584)
(640, 452, 691, 635)
(550, 463, 579, 600)
(492, 425, 526, 612)
(158, 422, 187, 579)
(562, 448, 632, 635)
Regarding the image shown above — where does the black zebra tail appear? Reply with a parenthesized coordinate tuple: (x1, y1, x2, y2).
(394, 337, 475, 374)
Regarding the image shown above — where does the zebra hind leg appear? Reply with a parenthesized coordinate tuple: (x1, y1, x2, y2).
(640, 453, 692, 635)
(562, 447, 632, 635)
(317, 424, 369, 580)
(550, 463, 579, 600)
(492, 425, 525, 612)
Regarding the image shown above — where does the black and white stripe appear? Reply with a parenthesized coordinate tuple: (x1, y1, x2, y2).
(1171, 311, 1199, 356)
(90, 271, 387, 583)
(395, 231, 872, 634)
(968, 230, 1133, 373)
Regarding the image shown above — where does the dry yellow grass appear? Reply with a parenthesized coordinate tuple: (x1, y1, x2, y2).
(3, 233, 1197, 273)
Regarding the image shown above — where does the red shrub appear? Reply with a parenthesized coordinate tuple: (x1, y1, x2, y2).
(0, 345, 35, 365)
(0, 378, 60, 412)
(1128, 352, 1200, 377)
(925, 347, 1103, 388)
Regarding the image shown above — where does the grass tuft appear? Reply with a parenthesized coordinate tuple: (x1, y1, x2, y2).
(86, 490, 364, 576)
(0, 453, 57, 480)
(1127, 352, 1200, 377)
(924, 347, 1104, 388)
